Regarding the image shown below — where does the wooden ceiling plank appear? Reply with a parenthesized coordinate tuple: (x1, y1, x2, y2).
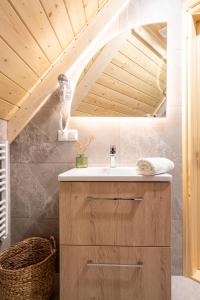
(120, 40, 166, 82)
(83, 95, 131, 116)
(148, 24, 166, 44)
(78, 101, 127, 116)
(40, 0, 74, 49)
(185, 0, 200, 10)
(0, 38, 38, 90)
(143, 23, 167, 50)
(98, 0, 108, 10)
(90, 82, 155, 113)
(73, 104, 97, 116)
(112, 52, 166, 90)
(64, 0, 87, 35)
(83, 0, 99, 22)
(0, 98, 19, 120)
(104, 62, 163, 99)
(128, 32, 167, 66)
(126, 37, 167, 76)
(0, 73, 26, 105)
(83, 93, 144, 116)
(73, 110, 94, 116)
(0, 0, 50, 76)
(134, 27, 167, 60)
(72, 33, 128, 112)
(10, 0, 62, 62)
(8, 0, 130, 142)
(78, 48, 103, 83)
(97, 73, 159, 106)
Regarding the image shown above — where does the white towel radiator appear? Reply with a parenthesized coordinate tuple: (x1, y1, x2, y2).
(0, 141, 9, 240)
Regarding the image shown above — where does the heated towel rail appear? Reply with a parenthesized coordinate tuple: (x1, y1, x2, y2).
(0, 141, 9, 240)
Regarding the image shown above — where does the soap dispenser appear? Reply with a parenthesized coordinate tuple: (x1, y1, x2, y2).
(110, 145, 116, 168)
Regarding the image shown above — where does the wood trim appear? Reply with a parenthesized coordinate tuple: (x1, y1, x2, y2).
(183, 7, 195, 280)
(183, 0, 200, 281)
(196, 20, 200, 271)
(8, 0, 130, 143)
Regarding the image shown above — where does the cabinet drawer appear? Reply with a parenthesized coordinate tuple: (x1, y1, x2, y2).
(60, 245, 171, 300)
(60, 182, 171, 246)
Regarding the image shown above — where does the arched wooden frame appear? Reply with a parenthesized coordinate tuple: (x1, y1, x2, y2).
(183, 0, 200, 281)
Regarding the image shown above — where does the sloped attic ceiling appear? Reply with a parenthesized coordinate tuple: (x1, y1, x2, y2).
(0, 0, 109, 120)
(0, 0, 128, 142)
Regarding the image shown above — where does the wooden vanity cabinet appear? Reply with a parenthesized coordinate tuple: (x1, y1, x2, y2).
(59, 181, 171, 300)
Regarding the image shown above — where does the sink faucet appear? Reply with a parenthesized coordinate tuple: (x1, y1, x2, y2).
(110, 145, 116, 168)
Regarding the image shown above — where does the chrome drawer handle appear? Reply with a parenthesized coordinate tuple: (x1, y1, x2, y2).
(87, 197, 143, 202)
(87, 262, 144, 268)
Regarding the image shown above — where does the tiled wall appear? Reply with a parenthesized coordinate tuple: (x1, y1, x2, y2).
(10, 0, 183, 274)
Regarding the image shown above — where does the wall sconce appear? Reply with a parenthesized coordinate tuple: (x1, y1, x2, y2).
(57, 74, 78, 142)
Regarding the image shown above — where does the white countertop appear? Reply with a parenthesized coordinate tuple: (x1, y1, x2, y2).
(58, 167, 172, 182)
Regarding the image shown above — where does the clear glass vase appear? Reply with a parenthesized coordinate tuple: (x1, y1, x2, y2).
(76, 154, 88, 168)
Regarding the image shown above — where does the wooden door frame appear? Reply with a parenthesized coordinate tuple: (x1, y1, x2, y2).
(183, 0, 200, 281)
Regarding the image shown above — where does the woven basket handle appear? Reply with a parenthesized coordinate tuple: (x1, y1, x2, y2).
(50, 236, 56, 253)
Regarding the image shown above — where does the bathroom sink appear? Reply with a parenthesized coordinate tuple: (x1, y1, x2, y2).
(58, 167, 172, 182)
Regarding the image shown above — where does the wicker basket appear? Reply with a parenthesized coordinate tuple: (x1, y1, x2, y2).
(0, 236, 56, 300)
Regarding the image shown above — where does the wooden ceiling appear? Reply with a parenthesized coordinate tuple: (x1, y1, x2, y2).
(0, 0, 109, 121)
(72, 23, 167, 117)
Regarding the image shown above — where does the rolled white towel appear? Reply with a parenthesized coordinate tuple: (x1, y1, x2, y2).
(136, 157, 174, 175)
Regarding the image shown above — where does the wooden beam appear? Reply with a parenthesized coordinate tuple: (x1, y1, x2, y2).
(184, 0, 200, 11)
(133, 27, 167, 60)
(72, 32, 128, 113)
(8, 0, 130, 143)
(191, 8, 200, 20)
(183, 1, 200, 281)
